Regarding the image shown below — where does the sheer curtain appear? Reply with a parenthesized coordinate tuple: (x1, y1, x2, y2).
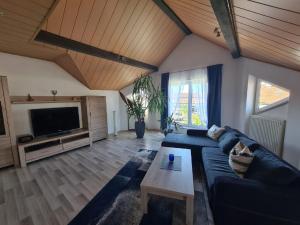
(168, 71, 187, 117)
(191, 68, 208, 128)
(168, 67, 208, 128)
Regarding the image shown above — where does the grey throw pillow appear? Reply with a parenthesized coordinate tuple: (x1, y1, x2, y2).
(207, 125, 225, 140)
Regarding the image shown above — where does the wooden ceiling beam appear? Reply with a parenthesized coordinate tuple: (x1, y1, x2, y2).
(35, 30, 158, 72)
(153, 0, 192, 35)
(210, 0, 241, 58)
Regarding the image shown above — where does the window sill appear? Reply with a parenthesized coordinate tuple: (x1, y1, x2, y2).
(255, 100, 289, 115)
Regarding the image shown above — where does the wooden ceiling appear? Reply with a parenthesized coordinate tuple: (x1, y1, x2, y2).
(233, 0, 300, 72)
(165, 0, 227, 48)
(0, 0, 299, 90)
(165, 0, 300, 72)
(0, 0, 66, 60)
(41, 0, 185, 89)
(0, 0, 184, 90)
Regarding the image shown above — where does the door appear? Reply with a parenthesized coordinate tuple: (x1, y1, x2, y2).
(88, 97, 108, 142)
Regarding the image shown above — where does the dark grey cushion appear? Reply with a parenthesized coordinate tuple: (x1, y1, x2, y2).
(161, 133, 218, 150)
(246, 147, 300, 185)
(202, 147, 238, 193)
(218, 133, 239, 154)
(239, 136, 259, 152)
(224, 126, 248, 138)
(187, 129, 208, 137)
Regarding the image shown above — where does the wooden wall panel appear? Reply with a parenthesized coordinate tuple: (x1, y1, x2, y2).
(233, 0, 300, 71)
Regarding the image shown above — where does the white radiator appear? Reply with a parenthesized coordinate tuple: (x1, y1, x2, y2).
(248, 115, 286, 157)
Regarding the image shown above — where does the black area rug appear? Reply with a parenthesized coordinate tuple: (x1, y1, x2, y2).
(68, 149, 209, 225)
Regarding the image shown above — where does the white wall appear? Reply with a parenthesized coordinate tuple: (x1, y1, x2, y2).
(0, 52, 121, 135)
(259, 104, 289, 121)
(134, 34, 239, 130)
(236, 57, 300, 168)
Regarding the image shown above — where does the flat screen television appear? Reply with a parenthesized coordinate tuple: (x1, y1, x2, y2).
(30, 107, 80, 137)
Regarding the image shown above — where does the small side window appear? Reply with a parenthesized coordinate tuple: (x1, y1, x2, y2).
(255, 79, 290, 113)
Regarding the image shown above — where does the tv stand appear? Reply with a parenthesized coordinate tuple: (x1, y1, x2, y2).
(18, 129, 92, 167)
(47, 130, 71, 137)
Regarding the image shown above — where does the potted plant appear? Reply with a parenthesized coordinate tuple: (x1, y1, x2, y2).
(120, 75, 165, 138)
(163, 113, 180, 136)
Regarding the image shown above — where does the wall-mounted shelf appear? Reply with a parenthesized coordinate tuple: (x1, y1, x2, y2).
(10, 96, 81, 104)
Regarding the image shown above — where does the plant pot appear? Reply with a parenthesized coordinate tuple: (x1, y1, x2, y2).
(163, 128, 173, 136)
(135, 121, 145, 139)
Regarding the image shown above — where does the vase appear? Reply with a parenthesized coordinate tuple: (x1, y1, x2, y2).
(135, 121, 145, 139)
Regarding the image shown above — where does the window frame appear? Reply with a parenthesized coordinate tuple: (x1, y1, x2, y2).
(170, 79, 205, 129)
(255, 79, 290, 114)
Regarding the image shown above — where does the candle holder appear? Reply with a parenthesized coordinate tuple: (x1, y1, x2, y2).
(169, 154, 174, 163)
(51, 90, 57, 101)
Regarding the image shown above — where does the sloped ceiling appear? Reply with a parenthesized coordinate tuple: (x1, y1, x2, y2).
(233, 0, 300, 72)
(0, 0, 66, 60)
(0, 0, 184, 90)
(165, 0, 300, 72)
(165, 0, 228, 48)
(0, 0, 299, 90)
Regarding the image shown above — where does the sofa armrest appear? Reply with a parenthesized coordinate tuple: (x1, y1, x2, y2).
(212, 176, 300, 223)
(187, 129, 207, 137)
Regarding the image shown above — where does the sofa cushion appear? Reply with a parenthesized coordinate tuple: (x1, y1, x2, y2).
(162, 133, 218, 150)
(187, 129, 207, 137)
(202, 147, 238, 193)
(246, 147, 300, 185)
(218, 133, 239, 154)
(224, 126, 248, 138)
(239, 136, 259, 152)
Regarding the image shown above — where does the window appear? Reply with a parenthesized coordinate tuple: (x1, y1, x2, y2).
(168, 68, 208, 128)
(255, 79, 290, 113)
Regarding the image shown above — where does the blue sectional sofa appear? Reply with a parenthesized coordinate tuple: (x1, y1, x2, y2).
(162, 126, 300, 225)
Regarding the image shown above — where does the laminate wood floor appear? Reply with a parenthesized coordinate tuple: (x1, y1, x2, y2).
(0, 131, 164, 225)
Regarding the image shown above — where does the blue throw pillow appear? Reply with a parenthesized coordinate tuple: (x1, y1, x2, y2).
(239, 137, 259, 152)
(246, 147, 300, 185)
(219, 133, 239, 154)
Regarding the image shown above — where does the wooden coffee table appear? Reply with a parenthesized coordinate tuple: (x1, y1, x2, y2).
(140, 147, 194, 225)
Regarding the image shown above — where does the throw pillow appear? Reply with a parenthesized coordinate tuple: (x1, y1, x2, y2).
(229, 142, 254, 178)
(219, 133, 239, 154)
(207, 125, 225, 140)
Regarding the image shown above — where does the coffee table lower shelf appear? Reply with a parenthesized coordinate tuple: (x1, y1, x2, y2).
(140, 187, 194, 225)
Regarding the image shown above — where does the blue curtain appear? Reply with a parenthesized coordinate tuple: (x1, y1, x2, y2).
(161, 73, 169, 130)
(207, 64, 223, 128)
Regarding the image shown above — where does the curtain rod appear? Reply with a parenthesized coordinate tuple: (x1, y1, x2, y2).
(167, 65, 207, 74)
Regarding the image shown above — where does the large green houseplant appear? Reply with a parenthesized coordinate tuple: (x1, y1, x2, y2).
(120, 75, 165, 138)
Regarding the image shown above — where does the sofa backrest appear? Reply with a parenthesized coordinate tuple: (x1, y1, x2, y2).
(224, 126, 300, 187)
(246, 146, 300, 186)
